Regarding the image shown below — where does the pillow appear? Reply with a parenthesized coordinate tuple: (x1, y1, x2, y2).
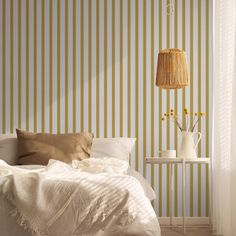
(16, 129, 94, 165)
(90, 138, 136, 162)
(0, 134, 18, 165)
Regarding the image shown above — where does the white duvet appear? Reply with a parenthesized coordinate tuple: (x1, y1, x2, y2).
(0, 158, 160, 236)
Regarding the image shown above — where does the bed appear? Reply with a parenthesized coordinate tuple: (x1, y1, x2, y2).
(0, 133, 161, 236)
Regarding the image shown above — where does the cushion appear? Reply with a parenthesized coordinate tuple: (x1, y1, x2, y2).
(0, 134, 18, 165)
(90, 138, 136, 162)
(16, 129, 94, 165)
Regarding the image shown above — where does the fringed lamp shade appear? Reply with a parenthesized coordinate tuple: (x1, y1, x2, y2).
(156, 48, 190, 89)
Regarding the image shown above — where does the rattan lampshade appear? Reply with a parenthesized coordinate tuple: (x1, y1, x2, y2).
(156, 48, 190, 89)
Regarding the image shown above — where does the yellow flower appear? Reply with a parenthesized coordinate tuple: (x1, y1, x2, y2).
(162, 117, 165, 121)
(164, 113, 167, 116)
(200, 112, 206, 116)
(170, 109, 174, 112)
(184, 108, 188, 112)
(195, 112, 198, 116)
(170, 112, 174, 116)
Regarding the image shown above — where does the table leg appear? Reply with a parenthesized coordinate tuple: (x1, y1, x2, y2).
(208, 161, 212, 227)
(182, 161, 186, 234)
(170, 164, 173, 226)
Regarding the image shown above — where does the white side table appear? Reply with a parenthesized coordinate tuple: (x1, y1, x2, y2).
(145, 157, 212, 233)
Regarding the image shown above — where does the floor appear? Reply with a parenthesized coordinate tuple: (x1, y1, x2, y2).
(161, 226, 212, 236)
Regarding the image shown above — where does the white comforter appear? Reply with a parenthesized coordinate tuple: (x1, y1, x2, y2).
(0, 158, 160, 236)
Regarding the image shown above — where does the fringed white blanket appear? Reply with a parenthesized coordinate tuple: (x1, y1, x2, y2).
(0, 158, 160, 236)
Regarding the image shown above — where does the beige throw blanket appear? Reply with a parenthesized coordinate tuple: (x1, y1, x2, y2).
(0, 158, 160, 236)
(0, 160, 85, 235)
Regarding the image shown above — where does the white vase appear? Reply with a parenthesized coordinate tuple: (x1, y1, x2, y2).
(179, 131, 202, 159)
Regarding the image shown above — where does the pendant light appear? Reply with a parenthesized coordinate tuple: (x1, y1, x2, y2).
(155, 2, 190, 89)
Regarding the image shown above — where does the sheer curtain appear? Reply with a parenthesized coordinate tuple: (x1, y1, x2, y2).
(213, 0, 236, 236)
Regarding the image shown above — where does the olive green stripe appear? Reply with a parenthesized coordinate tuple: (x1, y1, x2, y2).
(158, 0, 163, 217)
(112, 0, 115, 137)
(104, 0, 107, 137)
(127, 0, 130, 167)
(73, 0, 76, 133)
(18, 0, 22, 129)
(143, 0, 146, 178)
(190, 0, 194, 217)
(127, 0, 131, 138)
(150, 0, 154, 208)
(198, 0, 202, 217)
(57, 0, 60, 133)
(88, 0, 92, 132)
(80, 0, 84, 132)
(26, 0, 29, 131)
(206, 0, 209, 217)
(49, 0, 53, 133)
(10, 0, 14, 133)
(96, 0, 100, 137)
(135, 0, 139, 171)
(34, 0, 37, 132)
(65, 0, 68, 133)
(41, 0, 45, 132)
(150, 0, 154, 189)
(120, 0, 123, 137)
(2, 0, 6, 133)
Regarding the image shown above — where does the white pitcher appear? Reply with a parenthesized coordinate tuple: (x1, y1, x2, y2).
(179, 131, 202, 159)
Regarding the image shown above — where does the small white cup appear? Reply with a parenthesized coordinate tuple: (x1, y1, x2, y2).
(159, 150, 176, 158)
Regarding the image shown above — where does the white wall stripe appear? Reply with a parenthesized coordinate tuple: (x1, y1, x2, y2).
(5, 0, 10, 132)
(44, 0, 50, 133)
(68, 0, 73, 133)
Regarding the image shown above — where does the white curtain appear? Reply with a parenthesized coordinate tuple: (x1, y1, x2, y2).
(213, 0, 236, 236)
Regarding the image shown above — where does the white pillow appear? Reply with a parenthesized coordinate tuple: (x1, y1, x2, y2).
(90, 138, 136, 162)
(0, 134, 18, 165)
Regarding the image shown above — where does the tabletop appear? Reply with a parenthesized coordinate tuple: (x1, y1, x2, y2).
(145, 157, 211, 164)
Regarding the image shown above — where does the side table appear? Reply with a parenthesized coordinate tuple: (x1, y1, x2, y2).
(145, 157, 212, 233)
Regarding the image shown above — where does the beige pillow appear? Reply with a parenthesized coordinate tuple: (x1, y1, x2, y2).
(0, 134, 18, 165)
(16, 129, 94, 165)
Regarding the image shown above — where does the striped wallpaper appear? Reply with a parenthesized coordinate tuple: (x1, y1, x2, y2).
(0, 0, 212, 217)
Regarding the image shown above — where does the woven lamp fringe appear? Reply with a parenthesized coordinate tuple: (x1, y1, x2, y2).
(156, 48, 190, 89)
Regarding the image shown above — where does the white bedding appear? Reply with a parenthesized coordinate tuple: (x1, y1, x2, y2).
(0, 158, 160, 236)
(14, 164, 156, 201)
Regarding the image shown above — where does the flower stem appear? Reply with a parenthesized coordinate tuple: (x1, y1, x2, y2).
(191, 117, 200, 132)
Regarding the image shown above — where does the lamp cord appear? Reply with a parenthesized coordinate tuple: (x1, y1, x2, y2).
(167, 0, 174, 48)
